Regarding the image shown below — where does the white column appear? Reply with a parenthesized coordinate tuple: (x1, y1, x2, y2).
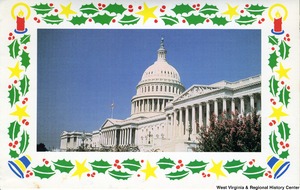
(114, 130, 117, 145)
(131, 103, 134, 114)
(141, 99, 144, 112)
(223, 98, 227, 112)
(214, 99, 218, 116)
(120, 130, 123, 145)
(199, 103, 203, 127)
(185, 107, 189, 135)
(192, 105, 196, 135)
(206, 102, 210, 127)
(179, 108, 183, 135)
(152, 99, 154, 112)
(174, 110, 177, 137)
(162, 99, 165, 110)
(250, 94, 255, 110)
(231, 98, 235, 118)
(240, 97, 244, 115)
(129, 128, 132, 145)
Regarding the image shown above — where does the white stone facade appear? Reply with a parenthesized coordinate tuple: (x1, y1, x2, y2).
(60, 38, 261, 152)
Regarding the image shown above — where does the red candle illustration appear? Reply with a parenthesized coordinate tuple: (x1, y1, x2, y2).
(273, 11, 282, 33)
(16, 10, 25, 32)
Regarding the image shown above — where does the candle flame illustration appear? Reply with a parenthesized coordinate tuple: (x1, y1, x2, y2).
(275, 11, 281, 18)
(18, 10, 24, 17)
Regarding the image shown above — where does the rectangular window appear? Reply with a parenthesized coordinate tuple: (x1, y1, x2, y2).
(67, 137, 70, 143)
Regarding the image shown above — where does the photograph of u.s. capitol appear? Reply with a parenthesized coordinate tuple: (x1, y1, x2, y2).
(37, 29, 261, 152)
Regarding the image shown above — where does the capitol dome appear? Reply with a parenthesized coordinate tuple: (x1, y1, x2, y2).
(131, 38, 185, 118)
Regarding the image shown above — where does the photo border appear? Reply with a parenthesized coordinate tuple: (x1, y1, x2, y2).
(2, 1, 299, 189)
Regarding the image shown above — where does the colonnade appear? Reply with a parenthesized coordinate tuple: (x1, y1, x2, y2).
(99, 128, 135, 146)
(166, 93, 261, 138)
(131, 98, 171, 114)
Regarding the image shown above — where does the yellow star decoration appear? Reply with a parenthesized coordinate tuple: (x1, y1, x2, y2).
(222, 4, 239, 20)
(136, 3, 158, 24)
(72, 160, 90, 179)
(208, 160, 226, 179)
(141, 161, 158, 180)
(8, 62, 23, 79)
(60, 3, 77, 19)
(269, 105, 288, 122)
(10, 105, 30, 121)
(275, 63, 291, 79)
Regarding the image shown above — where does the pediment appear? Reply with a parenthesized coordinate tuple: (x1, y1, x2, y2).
(174, 85, 220, 102)
(100, 119, 122, 130)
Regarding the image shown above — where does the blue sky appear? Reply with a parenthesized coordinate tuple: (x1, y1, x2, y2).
(37, 29, 261, 149)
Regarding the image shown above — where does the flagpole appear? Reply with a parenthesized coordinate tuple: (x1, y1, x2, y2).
(111, 101, 114, 119)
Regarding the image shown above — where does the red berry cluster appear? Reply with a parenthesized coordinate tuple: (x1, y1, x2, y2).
(113, 159, 122, 169)
(269, 119, 276, 127)
(182, 19, 186, 23)
(42, 158, 49, 165)
(264, 170, 272, 178)
(22, 119, 30, 126)
(9, 140, 19, 149)
(270, 98, 276, 105)
(175, 160, 184, 170)
(25, 170, 34, 178)
(240, 10, 245, 14)
(87, 171, 96, 177)
(88, 18, 93, 22)
(8, 80, 18, 89)
(49, 3, 54, 7)
(279, 141, 289, 149)
(271, 47, 275, 51)
(22, 97, 29, 105)
(192, 4, 200, 11)
(154, 19, 158, 23)
(245, 4, 250, 8)
(206, 19, 210, 23)
(128, 4, 134, 12)
(248, 159, 255, 165)
(138, 5, 142, 10)
(98, 3, 106, 10)
(33, 17, 41, 23)
(283, 33, 290, 42)
(287, 85, 290, 90)
(141, 159, 144, 163)
(111, 19, 116, 23)
(280, 81, 285, 85)
(258, 18, 265, 24)
(8, 32, 16, 41)
(160, 5, 166, 13)
(202, 172, 210, 178)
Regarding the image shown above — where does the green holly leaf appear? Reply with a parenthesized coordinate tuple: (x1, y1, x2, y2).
(80, 3, 99, 15)
(269, 76, 279, 97)
(20, 50, 30, 69)
(278, 86, 290, 108)
(90, 160, 111, 174)
(157, 157, 176, 169)
(8, 85, 20, 107)
(19, 75, 30, 96)
(279, 40, 291, 60)
(242, 165, 265, 179)
(199, 4, 219, 15)
(268, 35, 279, 46)
(32, 165, 56, 179)
(118, 15, 140, 25)
(8, 121, 21, 141)
(42, 15, 64, 25)
(53, 159, 75, 173)
(121, 159, 141, 172)
(224, 160, 246, 174)
(268, 51, 278, 71)
(171, 4, 194, 15)
(182, 14, 206, 25)
(31, 3, 54, 15)
(19, 130, 29, 154)
(160, 15, 179, 26)
(20, 35, 31, 45)
(166, 170, 189, 180)
(93, 14, 115, 25)
(279, 150, 289, 159)
(269, 131, 279, 155)
(277, 122, 291, 141)
(108, 170, 132, 180)
(235, 16, 256, 25)
(245, 4, 268, 16)
(211, 16, 229, 26)
(185, 160, 208, 174)
(9, 149, 19, 158)
(69, 15, 88, 25)
(104, 3, 126, 15)
(8, 39, 20, 59)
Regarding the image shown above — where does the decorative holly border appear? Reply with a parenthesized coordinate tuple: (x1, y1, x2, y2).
(5, 1, 294, 184)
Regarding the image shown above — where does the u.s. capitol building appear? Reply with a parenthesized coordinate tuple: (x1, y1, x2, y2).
(60, 38, 261, 152)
